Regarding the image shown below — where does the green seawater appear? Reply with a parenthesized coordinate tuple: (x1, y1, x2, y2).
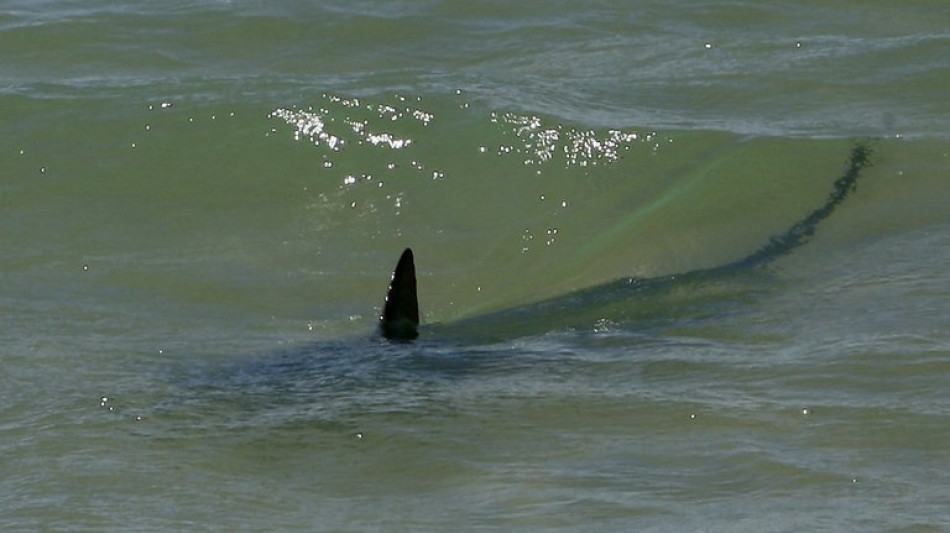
(2, 1, 949, 531)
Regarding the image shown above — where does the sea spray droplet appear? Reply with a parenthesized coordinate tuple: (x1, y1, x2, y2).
(521, 228, 535, 253)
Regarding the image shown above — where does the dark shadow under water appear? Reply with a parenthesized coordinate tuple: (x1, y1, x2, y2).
(154, 143, 872, 429)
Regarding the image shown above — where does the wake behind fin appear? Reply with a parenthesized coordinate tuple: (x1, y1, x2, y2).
(380, 248, 420, 340)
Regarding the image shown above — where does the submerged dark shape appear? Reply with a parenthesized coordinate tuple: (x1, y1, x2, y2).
(380, 248, 419, 340)
(725, 143, 873, 271)
(380, 144, 873, 342)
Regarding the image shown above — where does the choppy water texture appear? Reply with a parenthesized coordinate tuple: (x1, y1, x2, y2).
(2, 1, 950, 531)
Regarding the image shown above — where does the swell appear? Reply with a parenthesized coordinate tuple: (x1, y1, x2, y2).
(4, 88, 943, 340)
(268, 94, 898, 327)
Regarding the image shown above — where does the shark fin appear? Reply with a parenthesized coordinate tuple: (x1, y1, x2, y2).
(380, 248, 419, 340)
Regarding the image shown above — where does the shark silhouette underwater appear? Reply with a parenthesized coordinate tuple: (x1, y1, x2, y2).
(164, 144, 873, 420)
(379, 144, 873, 342)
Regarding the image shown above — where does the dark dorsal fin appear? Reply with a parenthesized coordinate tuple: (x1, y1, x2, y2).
(380, 248, 419, 340)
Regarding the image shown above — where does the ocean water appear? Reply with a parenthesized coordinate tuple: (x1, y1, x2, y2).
(2, 1, 949, 531)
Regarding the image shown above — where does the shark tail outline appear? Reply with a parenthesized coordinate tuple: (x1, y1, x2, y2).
(732, 143, 873, 270)
(380, 248, 420, 340)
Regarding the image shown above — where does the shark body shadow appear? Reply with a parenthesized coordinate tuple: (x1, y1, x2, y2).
(159, 144, 873, 426)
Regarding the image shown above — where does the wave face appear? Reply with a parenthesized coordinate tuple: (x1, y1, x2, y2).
(2, 2, 950, 531)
